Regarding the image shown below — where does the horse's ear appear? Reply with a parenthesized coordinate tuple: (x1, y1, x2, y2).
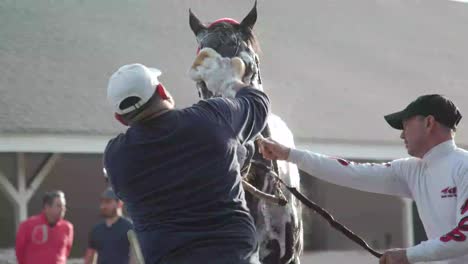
(240, 1, 257, 30)
(189, 9, 206, 36)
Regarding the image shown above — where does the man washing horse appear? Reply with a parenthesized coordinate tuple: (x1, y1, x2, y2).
(103, 49, 269, 263)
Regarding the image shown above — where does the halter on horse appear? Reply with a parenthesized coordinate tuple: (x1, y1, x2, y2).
(189, 3, 303, 263)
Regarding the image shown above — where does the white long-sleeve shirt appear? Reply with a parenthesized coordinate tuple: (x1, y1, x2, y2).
(288, 140, 468, 263)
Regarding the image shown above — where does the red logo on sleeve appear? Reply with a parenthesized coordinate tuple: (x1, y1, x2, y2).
(330, 157, 350, 166)
(336, 158, 350, 166)
(461, 199, 468, 215)
(441, 187, 457, 198)
(440, 217, 468, 242)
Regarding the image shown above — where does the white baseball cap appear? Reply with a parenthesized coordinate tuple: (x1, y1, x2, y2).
(107, 63, 162, 115)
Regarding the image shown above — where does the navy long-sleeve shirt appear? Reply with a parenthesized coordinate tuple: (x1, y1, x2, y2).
(104, 87, 270, 264)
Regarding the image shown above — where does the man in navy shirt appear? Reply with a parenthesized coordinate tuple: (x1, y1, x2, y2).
(84, 188, 134, 264)
(104, 48, 270, 264)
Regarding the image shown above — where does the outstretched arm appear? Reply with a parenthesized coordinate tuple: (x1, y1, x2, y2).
(259, 138, 412, 197)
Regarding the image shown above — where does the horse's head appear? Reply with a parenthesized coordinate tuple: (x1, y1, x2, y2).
(189, 4, 304, 262)
(189, 1, 262, 99)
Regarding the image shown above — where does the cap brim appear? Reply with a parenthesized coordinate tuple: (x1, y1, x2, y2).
(101, 194, 119, 200)
(148, 68, 161, 77)
(384, 111, 406, 130)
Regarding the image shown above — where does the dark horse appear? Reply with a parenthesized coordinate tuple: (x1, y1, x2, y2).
(189, 3, 303, 263)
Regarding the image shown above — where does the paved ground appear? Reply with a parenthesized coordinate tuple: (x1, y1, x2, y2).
(0, 248, 378, 264)
(301, 251, 376, 263)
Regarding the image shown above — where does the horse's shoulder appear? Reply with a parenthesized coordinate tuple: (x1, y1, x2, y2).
(267, 113, 295, 147)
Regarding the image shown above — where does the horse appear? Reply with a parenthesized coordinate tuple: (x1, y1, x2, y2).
(189, 3, 303, 263)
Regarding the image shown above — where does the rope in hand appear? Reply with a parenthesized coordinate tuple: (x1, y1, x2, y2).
(256, 136, 383, 259)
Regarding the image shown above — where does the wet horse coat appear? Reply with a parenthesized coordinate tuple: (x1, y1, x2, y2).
(189, 3, 303, 263)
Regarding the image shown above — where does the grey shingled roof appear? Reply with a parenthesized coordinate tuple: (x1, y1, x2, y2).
(1, 0, 468, 145)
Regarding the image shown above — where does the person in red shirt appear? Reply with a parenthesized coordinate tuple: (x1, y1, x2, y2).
(15, 190, 74, 264)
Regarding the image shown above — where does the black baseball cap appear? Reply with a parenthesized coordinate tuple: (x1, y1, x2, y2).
(101, 187, 119, 200)
(384, 94, 462, 130)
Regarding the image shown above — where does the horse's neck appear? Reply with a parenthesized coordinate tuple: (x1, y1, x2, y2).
(267, 114, 295, 147)
(267, 114, 300, 187)
(247, 66, 293, 148)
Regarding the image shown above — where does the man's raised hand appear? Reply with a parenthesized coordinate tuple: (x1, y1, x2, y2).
(189, 48, 246, 98)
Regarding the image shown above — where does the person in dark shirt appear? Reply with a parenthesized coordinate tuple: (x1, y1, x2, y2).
(103, 48, 270, 264)
(84, 188, 135, 264)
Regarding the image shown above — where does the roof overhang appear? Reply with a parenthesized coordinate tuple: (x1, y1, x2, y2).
(0, 133, 408, 160)
(0, 134, 113, 153)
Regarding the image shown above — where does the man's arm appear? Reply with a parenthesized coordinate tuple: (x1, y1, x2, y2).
(200, 87, 270, 143)
(189, 47, 270, 143)
(404, 165, 468, 263)
(66, 223, 74, 257)
(259, 139, 412, 197)
(84, 228, 98, 264)
(288, 148, 412, 197)
(15, 221, 28, 264)
(84, 248, 97, 264)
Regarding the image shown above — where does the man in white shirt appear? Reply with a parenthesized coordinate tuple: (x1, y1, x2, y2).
(259, 94, 467, 264)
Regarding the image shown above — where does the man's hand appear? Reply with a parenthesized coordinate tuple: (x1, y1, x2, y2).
(257, 138, 291, 161)
(380, 249, 410, 264)
(189, 48, 246, 97)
